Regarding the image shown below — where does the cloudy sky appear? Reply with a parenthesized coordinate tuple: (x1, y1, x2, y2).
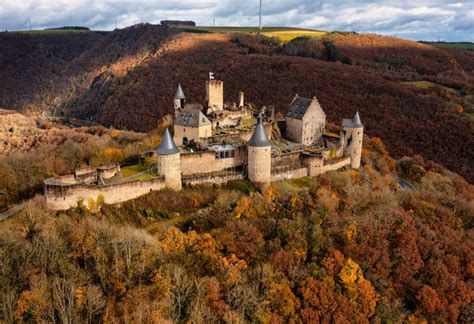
(1, 0, 473, 41)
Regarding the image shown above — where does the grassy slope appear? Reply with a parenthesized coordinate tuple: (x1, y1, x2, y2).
(173, 26, 327, 41)
(422, 41, 474, 51)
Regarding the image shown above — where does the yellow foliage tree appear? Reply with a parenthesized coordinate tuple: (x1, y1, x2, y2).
(338, 258, 378, 317)
(103, 147, 124, 162)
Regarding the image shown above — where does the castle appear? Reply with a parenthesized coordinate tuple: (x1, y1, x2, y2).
(44, 75, 363, 210)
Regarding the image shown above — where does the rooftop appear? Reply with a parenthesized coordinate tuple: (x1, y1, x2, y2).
(156, 128, 180, 155)
(174, 84, 185, 99)
(286, 96, 314, 120)
(248, 113, 271, 147)
(342, 112, 363, 128)
(175, 104, 211, 127)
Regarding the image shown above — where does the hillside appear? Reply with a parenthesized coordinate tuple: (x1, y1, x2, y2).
(1, 137, 473, 322)
(0, 109, 157, 211)
(0, 31, 103, 113)
(0, 24, 472, 182)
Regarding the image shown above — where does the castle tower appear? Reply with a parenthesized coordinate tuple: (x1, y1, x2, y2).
(238, 91, 245, 108)
(247, 113, 272, 190)
(174, 84, 186, 110)
(206, 79, 224, 112)
(157, 128, 182, 191)
(342, 111, 364, 169)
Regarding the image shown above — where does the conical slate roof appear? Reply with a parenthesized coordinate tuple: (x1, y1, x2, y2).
(248, 113, 271, 147)
(174, 84, 185, 99)
(156, 128, 180, 155)
(352, 111, 363, 127)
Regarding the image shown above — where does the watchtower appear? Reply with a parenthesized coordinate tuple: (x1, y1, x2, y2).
(206, 78, 224, 112)
(174, 84, 186, 110)
(341, 112, 364, 169)
(247, 113, 272, 190)
(157, 128, 182, 191)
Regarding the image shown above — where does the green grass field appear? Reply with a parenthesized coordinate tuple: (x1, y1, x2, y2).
(121, 162, 158, 181)
(173, 26, 326, 42)
(400, 81, 459, 93)
(422, 42, 474, 51)
(121, 164, 147, 177)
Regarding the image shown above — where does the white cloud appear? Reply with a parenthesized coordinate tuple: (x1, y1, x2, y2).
(0, 0, 472, 41)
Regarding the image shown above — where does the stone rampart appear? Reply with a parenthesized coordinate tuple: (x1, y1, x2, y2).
(271, 167, 308, 182)
(182, 172, 244, 186)
(44, 177, 165, 210)
(181, 147, 245, 176)
(303, 154, 324, 177)
(322, 156, 351, 172)
(98, 164, 121, 180)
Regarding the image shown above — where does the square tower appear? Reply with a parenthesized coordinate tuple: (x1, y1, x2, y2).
(206, 80, 224, 112)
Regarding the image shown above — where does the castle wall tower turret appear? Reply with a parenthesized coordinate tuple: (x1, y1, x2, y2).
(206, 79, 224, 112)
(157, 128, 182, 191)
(174, 84, 186, 110)
(238, 91, 245, 108)
(247, 113, 271, 190)
(341, 112, 363, 169)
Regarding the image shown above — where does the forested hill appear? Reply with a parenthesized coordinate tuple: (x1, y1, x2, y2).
(1, 137, 473, 322)
(0, 24, 472, 182)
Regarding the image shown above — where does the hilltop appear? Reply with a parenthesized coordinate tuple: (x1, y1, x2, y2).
(0, 24, 472, 182)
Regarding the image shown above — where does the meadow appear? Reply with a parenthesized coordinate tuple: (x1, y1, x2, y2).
(174, 26, 326, 42)
(422, 41, 474, 51)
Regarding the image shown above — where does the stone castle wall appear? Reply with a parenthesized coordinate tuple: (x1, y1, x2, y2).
(322, 156, 351, 172)
(180, 147, 246, 176)
(303, 154, 325, 177)
(45, 177, 165, 210)
(206, 124, 273, 144)
(285, 117, 303, 143)
(98, 164, 121, 180)
(271, 167, 308, 182)
(183, 172, 244, 186)
(272, 151, 302, 171)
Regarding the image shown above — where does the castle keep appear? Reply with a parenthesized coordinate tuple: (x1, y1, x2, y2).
(44, 75, 363, 210)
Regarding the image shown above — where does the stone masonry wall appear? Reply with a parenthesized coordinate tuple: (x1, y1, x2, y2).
(45, 177, 165, 210)
(303, 154, 324, 177)
(183, 172, 244, 186)
(322, 156, 351, 172)
(271, 167, 308, 182)
(181, 147, 245, 176)
(285, 117, 303, 143)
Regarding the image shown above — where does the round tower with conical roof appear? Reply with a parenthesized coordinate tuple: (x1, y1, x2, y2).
(174, 84, 186, 110)
(157, 128, 182, 191)
(342, 111, 364, 169)
(247, 113, 271, 190)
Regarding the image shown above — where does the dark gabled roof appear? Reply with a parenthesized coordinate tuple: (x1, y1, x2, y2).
(248, 113, 271, 147)
(175, 104, 211, 127)
(342, 111, 363, 128)
(175, 84, 185, 99)
(286, 96, 313, 120)
(156, 128, 180, 155)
